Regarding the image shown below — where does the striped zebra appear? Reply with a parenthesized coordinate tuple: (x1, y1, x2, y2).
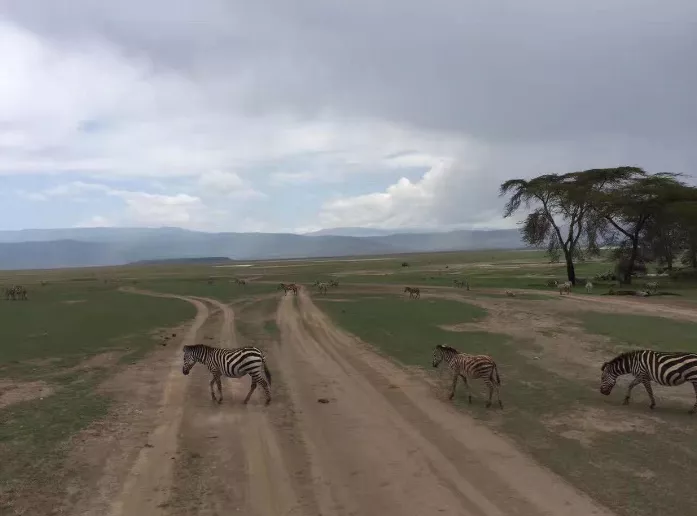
(404, 286, 420, 299)
(316, 282, 328, 294)
(559, 281, 571, 295)
(278, 283, 298, 295)
(452, 279, 469, 290)
(432, 344, 503, 408)
(5, 285, 27, 301)
(585, 281, 593, 293)
(182, 344, 272, 405)
(546, 279, 559, 288)
(600, 350, 697, 414)
(329, 279, 339, 288)
(645, 281, 658, 293)
(234, 278, 247, 286)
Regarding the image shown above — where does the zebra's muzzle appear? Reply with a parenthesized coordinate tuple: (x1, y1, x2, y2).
(183, 368, 190, 375)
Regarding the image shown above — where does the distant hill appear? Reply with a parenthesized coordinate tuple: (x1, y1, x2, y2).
(0, 227, 526, 270)
(128, 256, 235, 266)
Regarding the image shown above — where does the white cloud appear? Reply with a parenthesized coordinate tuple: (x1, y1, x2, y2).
(197, 170, 265, 199)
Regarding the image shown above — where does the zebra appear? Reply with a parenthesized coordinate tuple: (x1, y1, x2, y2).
(182, 344, 272, 405)
(432, 344, 503, 408)
(505, 289, 516, 297)
(234, 278, 247, 286)
(546, 279, 559, 288)
(645, 281, 658, 293)
(453, 279, 469, 290)
(404, 286, 420, 299)
(278, 283, 298, 295)
(585, 281, 593, 293)
(5, 285, 27, 301)
(559, 281, 571, 295)
(316, 282, 328, 294)
(600, 350, 697, 414)
(329, 279, 339, 288)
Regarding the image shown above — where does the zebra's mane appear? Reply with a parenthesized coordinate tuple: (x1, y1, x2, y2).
(437, 344, 459, 354)
(602, 350, 640, 370)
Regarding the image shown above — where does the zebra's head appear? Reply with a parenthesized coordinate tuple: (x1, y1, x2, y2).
(182, 345, 198, 375)
(433, 344, 457, 368)
(600, 355, 626, 395)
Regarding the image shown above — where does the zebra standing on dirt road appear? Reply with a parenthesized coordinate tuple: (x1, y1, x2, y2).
(432, 344, 503, 408)
(404, 286, 420, 299)
(600, 350, 697, 414)
(182, 344, 272, 405)
(278, 283, 298, 295)
(453, 279, 469, 290)
(559, 281, 571, 295)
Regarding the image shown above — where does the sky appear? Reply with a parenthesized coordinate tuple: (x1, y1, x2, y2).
(1, 1, 695, 234)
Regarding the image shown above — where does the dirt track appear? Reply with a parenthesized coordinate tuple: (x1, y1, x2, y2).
(74, 288, 615, 516)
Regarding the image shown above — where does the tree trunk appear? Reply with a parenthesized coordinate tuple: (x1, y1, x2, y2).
(565, 255, 577, 285)
(623, 237, 640, 285)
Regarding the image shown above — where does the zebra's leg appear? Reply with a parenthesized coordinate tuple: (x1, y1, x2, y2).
(243, 380, 257, 404)
(459, 375, 472, 404)
(484, 380, 494, 408)
(623, 377, 642, 405)
(641, 380, 656, 409)
(690, 383, 697, 415)
(216, 376, 223, 404)
(209, 375, 218, 402)
(261, 380, 271, 405)
(449, 372, 459, 400)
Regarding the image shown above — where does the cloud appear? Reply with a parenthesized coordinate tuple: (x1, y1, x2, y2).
(0, 1, 695, 232)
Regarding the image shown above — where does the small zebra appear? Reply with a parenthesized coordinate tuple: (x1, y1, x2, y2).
(432, 344, 503, 408)
(316, 282, 328, 294)
(645, 281, 658, 293)
(546, 279, 559, 287)
(600, 350, 697, 414)
(278, 283, 298, 295)
(182, 344, 272, 405)
(559, 281, 571, 295)
(585, 281, 593, 293)
(453, 279, 469, 289)
(404, 286, 420, 299)
(329, 279, 339, 288)
(505, 289, 516, 297)
(234, 278, 247, 286)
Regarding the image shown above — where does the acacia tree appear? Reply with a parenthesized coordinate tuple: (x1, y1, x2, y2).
(588, 171, 695, 284)
(500, 173, 597, 285)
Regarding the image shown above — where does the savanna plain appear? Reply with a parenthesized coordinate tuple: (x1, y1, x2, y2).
(2, 249, 697, 516)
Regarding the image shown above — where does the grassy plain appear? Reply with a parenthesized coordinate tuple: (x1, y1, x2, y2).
(2, 247, 697, 515)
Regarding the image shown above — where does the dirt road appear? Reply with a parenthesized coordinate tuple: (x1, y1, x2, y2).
(75, 289, 615, 516)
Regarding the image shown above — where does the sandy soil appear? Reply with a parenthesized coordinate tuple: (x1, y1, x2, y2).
(53, 286, 619, 516)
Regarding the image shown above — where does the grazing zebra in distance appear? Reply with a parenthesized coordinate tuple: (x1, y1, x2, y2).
(432, 344, 503, 408)
(234, 278, 247, 286)
(5, 285, 27, 300)
(182, 344, 272, 405)
(645, 281, 658, 293)
(546, 279, 559, 287)
(316, 282, 328, 294)
(278, 283, 298, 295)
(404, 286, 420, 299)
(452, 279, 469, 290)
(505, 289, 515, 297)
(559, 281, 571, 295)
(600, 350, 697, 414)
(329, 279, 339, 288)
(585, 281, 593, 293)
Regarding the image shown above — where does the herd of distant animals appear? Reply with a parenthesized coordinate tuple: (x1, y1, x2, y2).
(184, 271, 697, 415)
(4, 271, 688, 414)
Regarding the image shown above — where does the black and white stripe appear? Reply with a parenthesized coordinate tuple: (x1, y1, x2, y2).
(600, 350, 697, 414)
(182, 344, 272, 405)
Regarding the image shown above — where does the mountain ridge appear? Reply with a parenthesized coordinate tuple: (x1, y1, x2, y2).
(0, 226, 527, 270)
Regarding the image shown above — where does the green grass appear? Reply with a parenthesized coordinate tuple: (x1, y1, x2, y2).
(578, 312, 697, 354)
(317, 291, 697, 516)
(0, 283, 197, 510)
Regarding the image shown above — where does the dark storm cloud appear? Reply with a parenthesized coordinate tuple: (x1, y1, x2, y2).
(3, 0, 696, 148)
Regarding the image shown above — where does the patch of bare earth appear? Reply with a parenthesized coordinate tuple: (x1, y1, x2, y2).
(62, 299, 87, 305)
(0, 379, 55, 409)
(544, 407, 661, 447)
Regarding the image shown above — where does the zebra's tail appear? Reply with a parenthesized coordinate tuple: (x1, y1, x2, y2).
(490, 363, 501, 386)
(263, 361, 272, 385)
